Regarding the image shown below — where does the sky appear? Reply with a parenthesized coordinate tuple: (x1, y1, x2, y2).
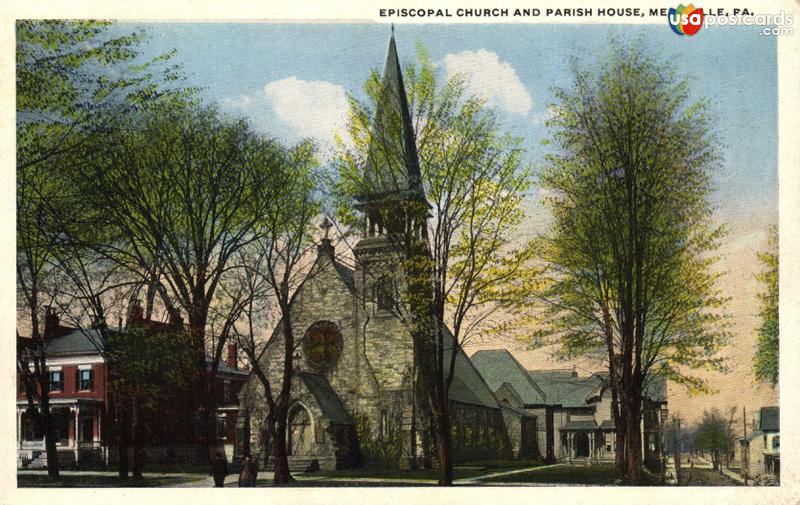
(118, 22, 779, 424)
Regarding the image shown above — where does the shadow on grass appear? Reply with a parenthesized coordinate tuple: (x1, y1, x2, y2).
(253, 459, 547, 486)
(18, 474, 204, 488)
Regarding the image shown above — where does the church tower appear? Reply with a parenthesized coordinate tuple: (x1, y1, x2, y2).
(354, 29, 430, 468)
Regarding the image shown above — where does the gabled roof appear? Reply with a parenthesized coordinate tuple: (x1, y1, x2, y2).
(297, 372, 353, 425)
(759, 406, 779, 432)
(471, 349, 546, 406)
(332, 260, 356, 292)
(42, 328, 106, 355)
(527, 371, 604, 408)
(205, 357, 249, 377)
(439, 329, 500, 410)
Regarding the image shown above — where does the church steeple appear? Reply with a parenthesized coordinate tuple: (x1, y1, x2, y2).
(359, 29, 424, 205)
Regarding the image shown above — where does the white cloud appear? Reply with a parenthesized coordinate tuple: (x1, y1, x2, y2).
(263, 76, 349, 149)
(220, 94, 254, 112)
(443, 50, 533, 116)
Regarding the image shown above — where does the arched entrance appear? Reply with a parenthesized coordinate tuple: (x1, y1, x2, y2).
(288, 405, 315, 457)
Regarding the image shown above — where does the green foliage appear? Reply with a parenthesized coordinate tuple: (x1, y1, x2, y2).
(531, 39, 730, 392)
(17, 20, 194, 172)
(754, 227, 778, 386)
(107, 326, 195, 409)
(353, 413, 403, 468)
(694, 408, 733, 467)
(332, 41, 534, 344)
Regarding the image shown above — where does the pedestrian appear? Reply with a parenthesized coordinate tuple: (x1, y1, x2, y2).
(211, 450, 228, 487)
(238, 454, 258, 487)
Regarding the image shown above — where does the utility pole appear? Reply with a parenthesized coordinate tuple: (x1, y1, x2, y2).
(742, 406, 748, 484)
(673, 417, 681, 484)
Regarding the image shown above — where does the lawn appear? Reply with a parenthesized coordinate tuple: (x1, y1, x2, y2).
(17, 473, 204, 488)
(253, 459, 546, 486)
(483, 464, 621, 485)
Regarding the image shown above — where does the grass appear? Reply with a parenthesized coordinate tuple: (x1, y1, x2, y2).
(483, 464, 620, 485)
(17, 473, 205, 488)
(254, 459, 546, 485)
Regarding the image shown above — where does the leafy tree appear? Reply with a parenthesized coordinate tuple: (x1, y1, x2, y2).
(16, 20, 187, 477)
(531, 40, 729, 483)
(71, 102, 288, 456)
(754, 226, 778, 386)
(106, 301, 195, 479)
(333, 41, 533, 484)
(694, 408, 733, 470)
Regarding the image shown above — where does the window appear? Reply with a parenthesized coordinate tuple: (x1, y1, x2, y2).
(77, 369, 93, 391)
(772, 435, 780, 449)
(303, 321, 343, 370)
(216, 414, 227, 440)
(223, 380, 231, 404)
(48, 371, 63, 392)
(606, 444, 612, 452)
(380, 409, 388, 438)
(376, 276, 394, 312)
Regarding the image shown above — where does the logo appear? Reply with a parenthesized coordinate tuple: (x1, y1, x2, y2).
(668, 4, 705, 35)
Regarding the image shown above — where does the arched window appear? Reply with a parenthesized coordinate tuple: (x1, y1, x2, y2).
(380, 409, 389, 438)
(376, 276, 394, 312)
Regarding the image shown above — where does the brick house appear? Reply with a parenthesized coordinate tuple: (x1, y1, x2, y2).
(17, 318, 248, 469)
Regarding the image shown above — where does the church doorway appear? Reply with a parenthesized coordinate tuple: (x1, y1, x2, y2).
(288, 405, 315, 457)
(574, 432, 590, 458)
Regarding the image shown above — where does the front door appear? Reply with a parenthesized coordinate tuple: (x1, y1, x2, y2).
(288, 406, 314, 457)
(574, 432, 590, 458)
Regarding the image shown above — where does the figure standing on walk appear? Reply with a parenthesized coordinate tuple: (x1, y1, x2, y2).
(211, 451, 228, 487)
(238, 454, 258, 487)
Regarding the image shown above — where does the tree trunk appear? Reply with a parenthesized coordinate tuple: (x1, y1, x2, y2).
(116, 396, 130, 479)
(622, 398, 642, 484)
(188, 305, 211, 462)
(131, 398, 144, 480)
(272, 417, 291, 484)
(436, 400, 453, 485)
(40, 395, 60, 478)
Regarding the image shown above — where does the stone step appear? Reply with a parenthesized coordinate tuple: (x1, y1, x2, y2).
(287, 457, 320, 473)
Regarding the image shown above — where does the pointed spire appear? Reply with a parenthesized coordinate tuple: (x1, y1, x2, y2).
(360, 28, 423, 203)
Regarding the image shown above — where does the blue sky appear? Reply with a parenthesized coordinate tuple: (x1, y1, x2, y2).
(106, 22, 779, 418)
(119, 22, 777, 222)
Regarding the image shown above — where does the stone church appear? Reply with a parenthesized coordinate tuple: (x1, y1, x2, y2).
(235, 31, 667, 472)
(235, 32, 529, 471)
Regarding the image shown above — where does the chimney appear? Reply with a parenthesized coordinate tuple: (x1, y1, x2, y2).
(126, 299, 145, 327)
(226, 343, 237, 369)
(43, 307, 59, 339)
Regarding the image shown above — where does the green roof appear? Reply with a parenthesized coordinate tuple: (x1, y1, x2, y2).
(527, 372, 605, 408)
(759, 406, 779, 432)
(471, 349, 546, 406)
(562, 420, 598, 431)
(643, 375, 667, 403)
(297, 372, 353, 425)
(443, 331, 500, 410)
